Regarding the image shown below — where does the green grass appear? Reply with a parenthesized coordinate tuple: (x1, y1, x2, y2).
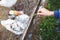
(36, 0, 60, 40)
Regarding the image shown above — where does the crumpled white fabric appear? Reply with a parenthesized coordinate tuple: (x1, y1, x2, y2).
(0, 0, 17, 7)
(1, 14, 30, 35)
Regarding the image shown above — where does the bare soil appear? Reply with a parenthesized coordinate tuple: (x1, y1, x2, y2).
(0, 0, 39, 40)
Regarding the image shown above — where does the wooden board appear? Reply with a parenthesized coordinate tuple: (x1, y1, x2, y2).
(0, 0, 40, 40)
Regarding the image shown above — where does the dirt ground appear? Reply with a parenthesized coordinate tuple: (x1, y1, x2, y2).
(0, 0, 39, 40)
(0, 6, 10, 32)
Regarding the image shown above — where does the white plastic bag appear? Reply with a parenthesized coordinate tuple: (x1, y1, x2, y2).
(1, 10, 30, 35)
(0, 0, 17, 7)
(15, 14, 30, 24)
(1, 14, 30, 35)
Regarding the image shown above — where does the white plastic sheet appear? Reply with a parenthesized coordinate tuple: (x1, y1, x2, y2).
(0, 0, 17, 7)
(1, 11, 30, 35)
